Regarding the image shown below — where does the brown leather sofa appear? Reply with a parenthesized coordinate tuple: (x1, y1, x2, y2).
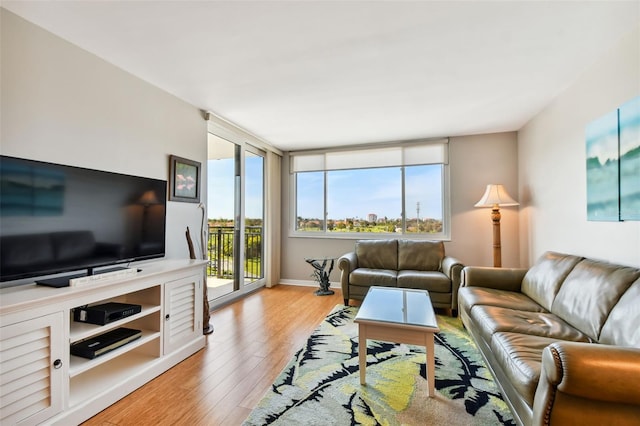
(459, 251, 640, 426)
(338, 239, 463, 315)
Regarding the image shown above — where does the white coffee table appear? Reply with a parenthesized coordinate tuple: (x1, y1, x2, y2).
(354, 286, 440, 397)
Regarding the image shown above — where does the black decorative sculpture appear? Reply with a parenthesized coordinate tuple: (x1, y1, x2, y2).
(305, 257, 336, 296)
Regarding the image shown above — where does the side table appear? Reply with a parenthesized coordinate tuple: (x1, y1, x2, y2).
(305, 257, 337, 296)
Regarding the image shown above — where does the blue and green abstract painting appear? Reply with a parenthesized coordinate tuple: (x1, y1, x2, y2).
(586, 96, 639, 221)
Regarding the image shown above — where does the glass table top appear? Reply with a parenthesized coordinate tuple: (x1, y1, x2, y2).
(354, 286, 438, 328)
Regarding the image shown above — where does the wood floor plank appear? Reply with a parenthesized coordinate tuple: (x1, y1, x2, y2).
(82, 284, 343, 425)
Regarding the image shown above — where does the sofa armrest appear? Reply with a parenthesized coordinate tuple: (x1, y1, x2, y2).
(338, 252, 358, 273)
(442, 256, 463, 280)
(338, 252, 358, 299)
(442, 256, 464, 312)
(461, 266, 527, 292)
(532, 342, 640, 425)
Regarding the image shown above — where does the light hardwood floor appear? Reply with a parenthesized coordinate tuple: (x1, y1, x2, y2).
(82, 284, 344, 426)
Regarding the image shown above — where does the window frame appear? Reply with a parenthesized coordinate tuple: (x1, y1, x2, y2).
(289, 139, 451, 240)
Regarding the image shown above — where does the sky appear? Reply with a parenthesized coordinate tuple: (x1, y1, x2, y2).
(296, 164, 443, 221)
(208, 157, 443, 221)
(207, 156, 263, 220)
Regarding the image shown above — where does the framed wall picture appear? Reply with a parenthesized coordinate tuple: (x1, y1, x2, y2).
(169, 155, 201, 203)
(586, 109, 619, 221)
(586, 95, 640, 222)
(619, 96, 640, 221)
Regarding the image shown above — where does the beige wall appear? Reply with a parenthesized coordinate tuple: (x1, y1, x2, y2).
(1, 11, 207, 269)
(280, 132, 519, 285)
(449, 133, 519, 268)
(518, 25, 640, 268)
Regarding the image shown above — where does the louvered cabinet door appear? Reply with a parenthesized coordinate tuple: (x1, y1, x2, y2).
(0, 313, 64, 426)
(163, 274, 203, 355)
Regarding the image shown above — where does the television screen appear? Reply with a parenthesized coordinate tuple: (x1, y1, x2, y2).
(0, 155, 167, 285)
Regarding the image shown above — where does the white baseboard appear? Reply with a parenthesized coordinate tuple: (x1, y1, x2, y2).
(278, 279, 340, 289)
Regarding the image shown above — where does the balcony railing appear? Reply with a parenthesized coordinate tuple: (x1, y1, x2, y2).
(207, 225, 262, 280)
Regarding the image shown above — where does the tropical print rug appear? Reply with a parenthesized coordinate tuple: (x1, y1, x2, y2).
(243, 305, 515, 425)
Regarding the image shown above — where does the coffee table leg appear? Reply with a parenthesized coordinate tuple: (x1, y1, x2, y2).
(359, 324, 366, 385)
(426, 332, 435, 397)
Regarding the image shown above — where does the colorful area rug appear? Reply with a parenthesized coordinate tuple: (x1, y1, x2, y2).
(244, 305, 515, 425)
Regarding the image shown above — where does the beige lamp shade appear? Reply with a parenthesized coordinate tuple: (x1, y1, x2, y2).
(475, 184, 519, 208)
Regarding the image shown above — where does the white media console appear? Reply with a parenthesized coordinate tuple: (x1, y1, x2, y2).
(0, 259, 207, 425)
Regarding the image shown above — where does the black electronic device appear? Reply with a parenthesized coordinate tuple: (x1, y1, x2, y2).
(73, 302, 142, 325)
(70, 327, 142, 359)
(0, 155, 167, 285)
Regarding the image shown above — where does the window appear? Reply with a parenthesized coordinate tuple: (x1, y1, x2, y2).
(291, 139, 449, 238)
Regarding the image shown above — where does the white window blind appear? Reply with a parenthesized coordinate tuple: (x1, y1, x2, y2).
(291, 138, 448, 173)
(403, 143, 448, 166)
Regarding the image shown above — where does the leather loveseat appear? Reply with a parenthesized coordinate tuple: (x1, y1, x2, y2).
(338, 239, 463, 315)
(459, 251, 640, 426)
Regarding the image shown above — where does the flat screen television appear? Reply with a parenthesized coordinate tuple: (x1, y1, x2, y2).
(0, 155, 167, 286)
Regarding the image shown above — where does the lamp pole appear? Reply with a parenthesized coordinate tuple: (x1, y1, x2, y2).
(491, 204, 502, 267)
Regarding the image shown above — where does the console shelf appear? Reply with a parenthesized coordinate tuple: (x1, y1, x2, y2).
(0, 259, 206, 426)
(69, 304, 161, 343)
(69, 329, 161, 376)
(69, 349, 160, 407)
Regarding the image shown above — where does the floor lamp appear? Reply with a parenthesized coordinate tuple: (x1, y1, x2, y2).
(475, 184, 519, 267)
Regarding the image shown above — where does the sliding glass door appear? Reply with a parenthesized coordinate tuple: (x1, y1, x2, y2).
(206, 133, 265, 306)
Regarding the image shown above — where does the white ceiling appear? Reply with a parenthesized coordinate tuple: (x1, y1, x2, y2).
(3, 1, 639, 151)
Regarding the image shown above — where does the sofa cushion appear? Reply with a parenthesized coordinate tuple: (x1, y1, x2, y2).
(458, 287, 546, 314)
(397, 239, 443, 271)
(521, 252, 583, 311)
(471, 306, 591, 344)
(397, 270, 450, 292)
(349, 268, 397, 287)
(490, 332, 562, 406)
(551, 259, 640, 342)
(595, 278, 640, 347)
(355, 240, 398, 270)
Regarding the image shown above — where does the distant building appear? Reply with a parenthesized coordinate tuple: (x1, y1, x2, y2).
(367, 213, 377, 222)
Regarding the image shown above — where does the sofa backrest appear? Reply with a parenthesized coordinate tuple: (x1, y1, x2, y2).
(550, 259, 640, 342)
(398, 239, 444, 271)
(521, 251, 583, 311)
(355, 240, 398, 270)
(599, 278, 640, 347)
